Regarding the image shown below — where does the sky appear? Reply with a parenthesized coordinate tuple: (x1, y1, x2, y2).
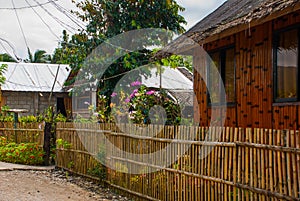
(0, 0, 226, 60)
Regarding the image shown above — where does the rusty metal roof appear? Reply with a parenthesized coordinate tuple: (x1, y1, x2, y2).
(0, 62, 70, 92)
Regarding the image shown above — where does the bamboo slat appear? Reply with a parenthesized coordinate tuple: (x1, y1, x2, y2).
(55, 123, 300, 201)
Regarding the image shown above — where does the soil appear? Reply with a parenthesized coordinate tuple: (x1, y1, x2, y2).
(0, 169, 129, 201)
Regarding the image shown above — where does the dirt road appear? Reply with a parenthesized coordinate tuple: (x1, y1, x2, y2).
(0, 170, 128, 201)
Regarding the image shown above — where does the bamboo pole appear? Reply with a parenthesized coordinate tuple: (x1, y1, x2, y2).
(245, 128, 250, 201)
(287, 130, 293, 197)
(54, 123, 300, 201)
(276, 130, 283, 195)
(257, 129, 262, 201)
(260, 129, 266, 201)
(237, 128, 242, 200)
(296, 130, 300, 199)
(233, 128, 238, 201)
(249, 128, 254, 201)
(281, 130, 288, 195)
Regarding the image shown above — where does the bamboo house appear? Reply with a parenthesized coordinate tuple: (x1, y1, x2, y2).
(165, 0, 300, 130)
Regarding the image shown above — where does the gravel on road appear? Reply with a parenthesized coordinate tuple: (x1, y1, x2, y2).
(0, 169, 129, 201)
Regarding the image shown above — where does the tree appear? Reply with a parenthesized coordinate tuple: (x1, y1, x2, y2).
(65, 0, 186, 95)
(0, 53, 17, 62)
(26, 48, 51, 63)
(52, 30, 87, 72)
(155, 49, 193, 71)
(0, 64, 7, 107)
(0, 64, 7, 85)
(74, 0, 186, 38)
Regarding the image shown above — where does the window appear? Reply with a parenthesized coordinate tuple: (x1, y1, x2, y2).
(274, 28, 299, 102)
(76, 96, 90, 110)
(207, 47, 235, 105)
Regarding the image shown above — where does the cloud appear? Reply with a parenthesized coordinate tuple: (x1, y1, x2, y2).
(177, 0, 227, 29)
(178, 0, 224, 10)
(0, 0, 80, 59)
(0, 0, 226, 60)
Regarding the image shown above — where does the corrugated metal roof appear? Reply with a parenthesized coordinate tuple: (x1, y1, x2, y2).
(142, 66, 193, 90)
(142, 66, 194, 106)
(0, 62, 70, 92)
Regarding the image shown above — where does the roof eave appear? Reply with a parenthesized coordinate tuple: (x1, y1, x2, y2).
(195, 1, 300, 45)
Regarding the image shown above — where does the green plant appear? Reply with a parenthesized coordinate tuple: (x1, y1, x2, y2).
(19, 115, 38, 123)
(97, 94, 114, 123)
(0, 64, 7, 84)
(43, 106, 67, 123)
(54, 113, 67, 123)
(50, 144, 56, 162)
(65, 171, 69, 179)
(88, 142, 107, 181)
(111, 84, 181, 125)
(0, 142, 44, 165)
(0, 137, 6, 146)
(67, 161, 75, 169)
(0, 105, 67, 123)
(0, 105, 13, 122)
(88, 163, 106, 180)
(56, 139, 72, 149)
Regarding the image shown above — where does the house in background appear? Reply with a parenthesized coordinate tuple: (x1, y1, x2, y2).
(141, 66, 194, 117)
(0, 62, 72, 117)
(168, 0, 300, 129)
(73, 66, 194, 119)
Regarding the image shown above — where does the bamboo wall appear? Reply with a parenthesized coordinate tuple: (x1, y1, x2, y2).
(56, 123, 300, 201)
(194, 10, 300, 130)
(0, 122, 44, 145)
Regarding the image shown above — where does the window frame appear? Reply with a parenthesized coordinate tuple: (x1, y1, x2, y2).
(273, 26, 300, 103)
(76, 96, 91, 111)
(207, 45, 236, 107)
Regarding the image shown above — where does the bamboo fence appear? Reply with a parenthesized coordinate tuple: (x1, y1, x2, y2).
(0, 122, 44, 145)
(56, 122, 300, 201)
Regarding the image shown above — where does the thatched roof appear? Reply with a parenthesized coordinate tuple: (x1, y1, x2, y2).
(187, 0, 299, 42)
(157, 0, 300, 58)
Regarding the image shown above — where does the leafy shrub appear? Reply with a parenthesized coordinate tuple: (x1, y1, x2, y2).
(88, 163, 107, 181)
(0, 137, 6, 146)
(0, 106, 67, 123)
(111, 84, 181, 125)
(19, 115, 38, 123)
(0, 142, 44, 165)
(56, 139, 72, 149)
(0, 106, 13, 122)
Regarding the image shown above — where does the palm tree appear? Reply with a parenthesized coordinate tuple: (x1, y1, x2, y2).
(26, 48, 51, 63)
(0, 53, 17, 62)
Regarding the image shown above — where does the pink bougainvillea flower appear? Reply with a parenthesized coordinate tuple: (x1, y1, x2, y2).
(130, 89, 139, 98)
(131, 81, 142, 86)
(111, 92, 117, 97)
(146, 90, 155, 95)
(125, 98, 130, 103)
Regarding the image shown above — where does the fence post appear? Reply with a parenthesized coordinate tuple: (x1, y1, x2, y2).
(43, 122, 52, 166)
